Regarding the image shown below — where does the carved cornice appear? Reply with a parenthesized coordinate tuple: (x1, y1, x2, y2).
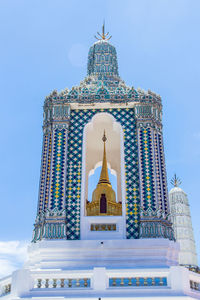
(140, 207, 171, 220)
(139, 208, 175, 241)
(32, 208, 67, 242)
(43, 80, 162, 105)
(136, 121, 162, 132)
(43, 122, 69, 134)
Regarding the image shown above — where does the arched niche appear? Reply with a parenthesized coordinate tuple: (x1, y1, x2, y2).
(81, 112, 126, 240)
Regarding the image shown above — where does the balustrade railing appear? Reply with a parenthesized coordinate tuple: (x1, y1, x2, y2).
(190, 280, 200, 291)
(109, 277, 167, 287)
(34, 278, 90, 289)
(0, 284, 11, 297)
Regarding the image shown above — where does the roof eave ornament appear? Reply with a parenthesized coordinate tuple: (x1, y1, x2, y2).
(95, 22, 112, 41)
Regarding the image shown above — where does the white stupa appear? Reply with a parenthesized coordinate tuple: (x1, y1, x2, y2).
(169, 175, 198, 267)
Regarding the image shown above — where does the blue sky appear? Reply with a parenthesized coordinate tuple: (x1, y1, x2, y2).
(0, 0, 200, 276)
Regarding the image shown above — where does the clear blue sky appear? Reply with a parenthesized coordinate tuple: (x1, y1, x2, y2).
(0, 0, 200, 270)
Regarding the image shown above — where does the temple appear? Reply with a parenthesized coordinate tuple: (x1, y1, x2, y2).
(0, 25, 200, 299)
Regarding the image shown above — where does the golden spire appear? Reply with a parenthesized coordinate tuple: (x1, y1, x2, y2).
(95, 22, 112, 41)
(98, 130, 111, 185)
(86, 130, 122, 216)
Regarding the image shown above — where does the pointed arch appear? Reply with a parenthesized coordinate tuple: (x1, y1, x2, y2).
(80, 112, 126, 239)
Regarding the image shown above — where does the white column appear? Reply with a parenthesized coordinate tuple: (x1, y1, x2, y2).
(11, 269, 32, 297)
(169, 266, 190, 293)
(93, 267, 106, 290)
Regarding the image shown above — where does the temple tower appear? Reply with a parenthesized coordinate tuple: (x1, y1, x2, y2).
(169, 175, 198, 266)
(32, 25, 174, 242)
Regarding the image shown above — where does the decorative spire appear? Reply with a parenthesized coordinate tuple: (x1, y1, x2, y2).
(95, 22, 112, 41)
(98, 130, 111, 185)
(170, 174, 182, 187)
(86, 130, 121, 216)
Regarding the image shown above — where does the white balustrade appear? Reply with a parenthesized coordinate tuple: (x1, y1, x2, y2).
(34, 278, 90, 289)
(109, 277, 167, 287)
(0, 284, 11, 297)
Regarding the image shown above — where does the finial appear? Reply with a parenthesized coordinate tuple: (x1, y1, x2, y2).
(171, 174, 182, 187)
(102, 130, 107, 142)
(95, 22, 112, 41)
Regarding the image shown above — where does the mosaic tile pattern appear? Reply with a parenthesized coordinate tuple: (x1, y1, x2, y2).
(158, 133, 169, 214)
(88, 40, 119, 77)
(138, 128, 156, 211)
(153, 132, 163, 210)
(148, 131, 170, 214)
(44, 38, 161, 105)
(65, 108, 140, 240)
(137, 128, 170, 215)
(44, 134, 52, 211)
(49, 129, 67, 210)
(38, 133, 50, 214)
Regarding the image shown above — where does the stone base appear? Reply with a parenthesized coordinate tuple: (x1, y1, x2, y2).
(2, 239, 200, 299)
(26, 238, 179, 269)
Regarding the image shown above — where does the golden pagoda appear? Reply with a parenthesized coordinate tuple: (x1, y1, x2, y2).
(86, 131, 122, 216)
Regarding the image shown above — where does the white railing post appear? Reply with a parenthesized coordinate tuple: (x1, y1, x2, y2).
(93, 267, 106, 291)
(11, 269, 32, 297)
(169, 266, 190, 293)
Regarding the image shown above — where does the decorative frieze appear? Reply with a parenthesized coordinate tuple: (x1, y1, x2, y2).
(43, 103, 70, 124)
(90, 224, 116, 231)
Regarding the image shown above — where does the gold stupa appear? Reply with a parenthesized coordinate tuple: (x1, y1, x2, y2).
(86, 131, 122, 216)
